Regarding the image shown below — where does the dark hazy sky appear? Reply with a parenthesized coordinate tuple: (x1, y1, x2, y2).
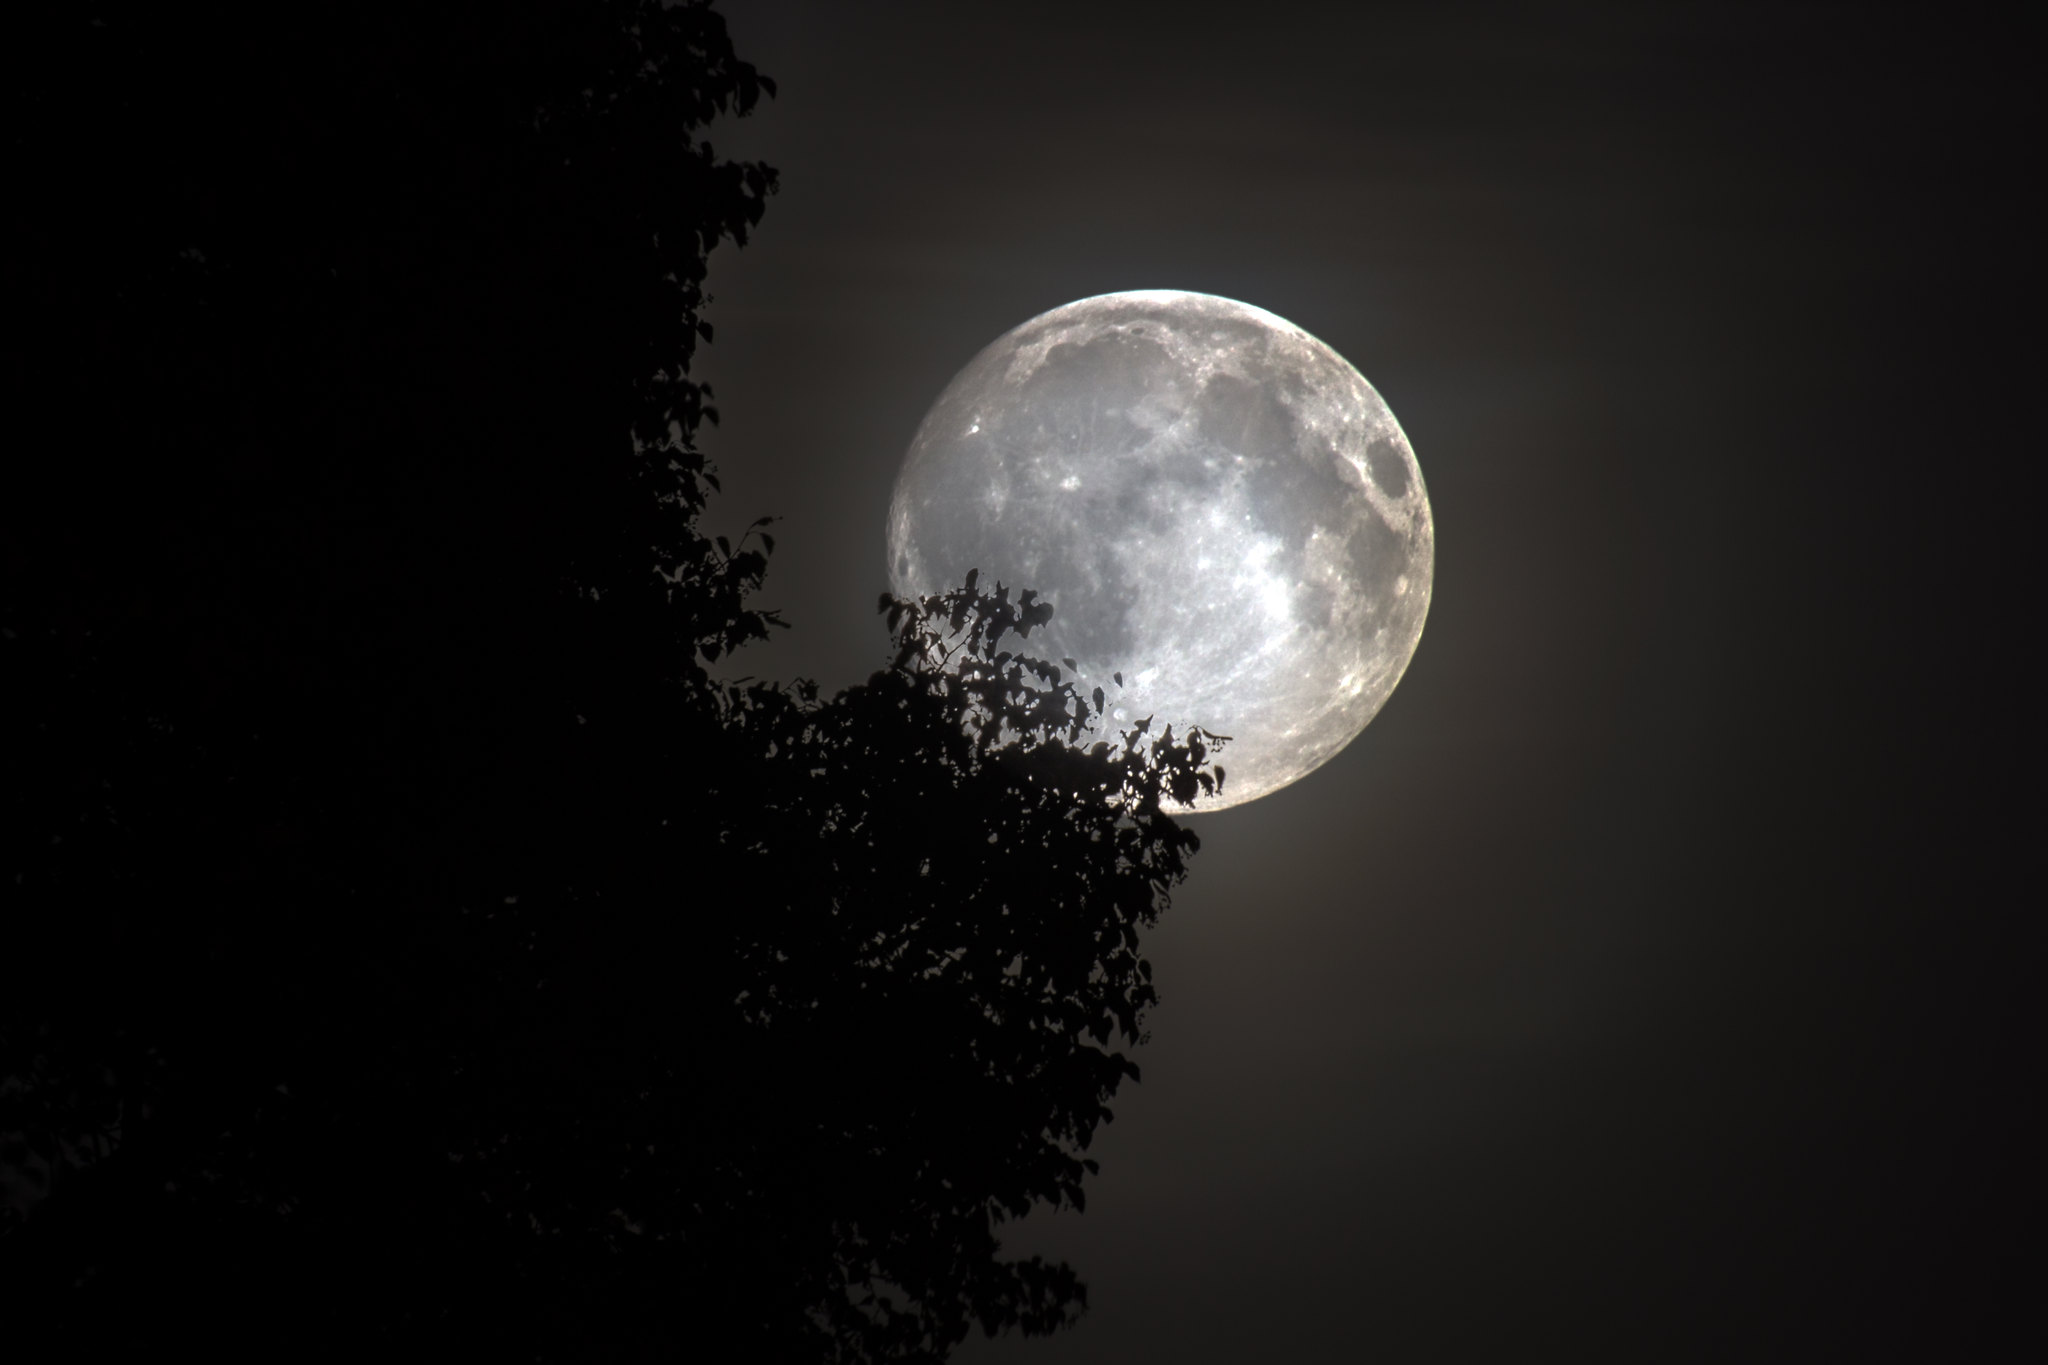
(687, 3, 2018, 1358)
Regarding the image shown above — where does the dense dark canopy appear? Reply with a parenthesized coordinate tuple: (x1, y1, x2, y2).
(1, 5, 1214, 1359)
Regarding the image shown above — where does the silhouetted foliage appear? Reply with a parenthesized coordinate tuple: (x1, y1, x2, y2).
(1, 4, 1214, 1361)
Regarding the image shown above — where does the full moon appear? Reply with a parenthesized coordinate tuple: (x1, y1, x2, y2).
(887, 290, 1433, 811)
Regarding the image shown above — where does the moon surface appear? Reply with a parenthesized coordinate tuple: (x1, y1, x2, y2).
(887, 290, 1432, 811)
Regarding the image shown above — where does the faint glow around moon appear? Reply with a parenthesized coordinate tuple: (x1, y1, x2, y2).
(887, 290, 1433, 811)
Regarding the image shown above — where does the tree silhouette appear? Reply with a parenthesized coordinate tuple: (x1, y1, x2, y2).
(1, 4, 1218, 1360)
(666, 579, 1222, 1356)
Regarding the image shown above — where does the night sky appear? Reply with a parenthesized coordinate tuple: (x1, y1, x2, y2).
(681, 2, 2021, 1358)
